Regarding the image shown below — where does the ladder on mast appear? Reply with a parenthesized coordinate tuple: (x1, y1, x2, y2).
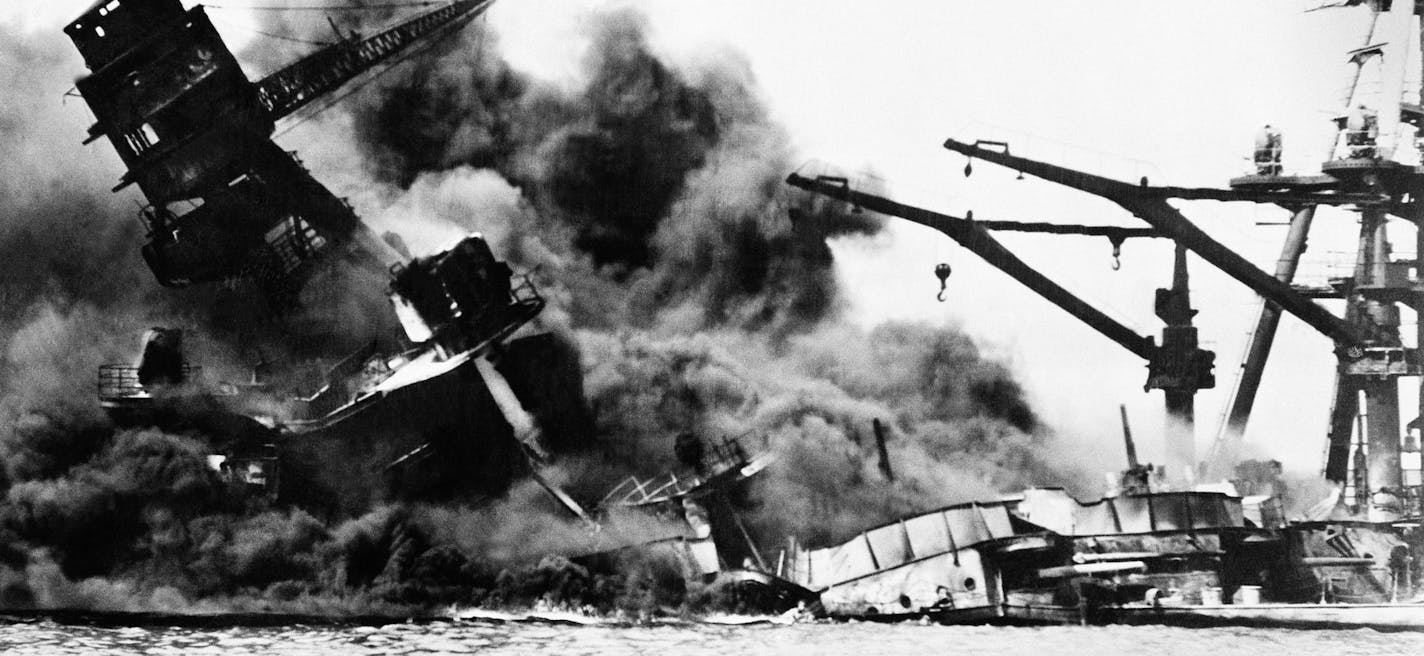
(255, 0, 497, 121)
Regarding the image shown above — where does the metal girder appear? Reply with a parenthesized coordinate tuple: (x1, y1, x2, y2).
(963, 220, 1159, 240)
(786, 173, 1157, 360)
(1323, 374, 1357, 484)
(943, 138, 1371, 348)
(1146, 185, 1383, 207)
(1202, 206, 1316, 481)
(255, 0, 497, 121)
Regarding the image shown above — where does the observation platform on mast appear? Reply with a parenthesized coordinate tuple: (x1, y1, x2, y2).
(1320, 158, 1422, 174)
(1226, 173, 1340, 192)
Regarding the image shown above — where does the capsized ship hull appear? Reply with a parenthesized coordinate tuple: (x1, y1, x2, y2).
(783, 499, 1064, 621)
(786, 486, 1424, 629)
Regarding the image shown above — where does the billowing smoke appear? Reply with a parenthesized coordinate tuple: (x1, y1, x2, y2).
(0, 27, 186, 581)
(328, 7, 1077, 543)
(0, 5, 1091, 616)
(335, 8, 883, 336)
(571, 325, 1068, 548)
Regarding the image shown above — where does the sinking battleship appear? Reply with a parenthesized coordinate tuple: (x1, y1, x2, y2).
(60, 0, 1424, 628)
(60, 0, 821, 611)
(780, 0, 1424, 630)
(68, 0, 595, 519)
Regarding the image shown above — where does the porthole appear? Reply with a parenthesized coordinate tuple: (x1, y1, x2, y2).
(963, 577, 977, 591)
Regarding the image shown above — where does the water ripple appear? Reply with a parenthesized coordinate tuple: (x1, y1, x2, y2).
(1, 619, 1421, 656)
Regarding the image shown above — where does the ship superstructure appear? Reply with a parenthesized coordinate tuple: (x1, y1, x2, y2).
(65, 0, 494, 302)
(67, 1, 601, 518)
(96, 233, 587, 516)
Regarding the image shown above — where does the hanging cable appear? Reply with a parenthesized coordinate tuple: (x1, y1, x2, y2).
(273, 11, 481, 138)
(209, 16, 334, 46)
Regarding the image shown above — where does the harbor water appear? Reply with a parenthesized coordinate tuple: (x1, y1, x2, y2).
(1, 618, 1420, 656)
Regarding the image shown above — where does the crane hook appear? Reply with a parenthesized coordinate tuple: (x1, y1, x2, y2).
(935, 262, 952, 301)
(1109, 237, 1124, 271)
(963, 159, 974, 178)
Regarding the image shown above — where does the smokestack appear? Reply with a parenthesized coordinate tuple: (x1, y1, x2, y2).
(872, 418, 894, 481)
(1119, 404, 1139, 469)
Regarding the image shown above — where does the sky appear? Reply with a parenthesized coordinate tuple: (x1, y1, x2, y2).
(0, 0, 1394, 476)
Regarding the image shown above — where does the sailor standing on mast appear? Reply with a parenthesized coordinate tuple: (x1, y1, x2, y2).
(1345, 104, 1379, 159)
(1254, 124, 1283, 175)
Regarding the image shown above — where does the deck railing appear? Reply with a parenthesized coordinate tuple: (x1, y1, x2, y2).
(96, 364, 200, 400)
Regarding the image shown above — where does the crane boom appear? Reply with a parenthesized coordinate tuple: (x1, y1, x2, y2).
(943, 138, 1370, 348)
(64, 0, 499, 300)
(958, 221, 1158, 240)
(789, 172, 1214, 481)
(1201, 205, 1316, 480)
(786, 173, 1157, 360)
(255, 0, 497, 121)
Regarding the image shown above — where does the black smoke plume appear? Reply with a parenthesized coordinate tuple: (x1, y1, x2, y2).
(335, 9, 882, 335)
(0, 5, 1089, 616)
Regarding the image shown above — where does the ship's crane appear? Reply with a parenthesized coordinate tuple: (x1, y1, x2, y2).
(254, 0, 496, 122)
(1200, 204, 1315, 481)
(941, 138, 1378, 350)
(64, 0, 496, 302)
(786, 173, 1215, 478)
(939, 137, 1408, 494)
(938, 0, 1424, 518)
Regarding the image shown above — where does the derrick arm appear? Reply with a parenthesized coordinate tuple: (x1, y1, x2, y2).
(943, 138, 1370, 348)
(962, 221, 1158, 239)
(786, 173, 1156, 360)
(1201, 205, 1316, 480)
(1323, 374, 1359, 483)
(254, 0, 497, 121)
(1140, 186, 1379, 206)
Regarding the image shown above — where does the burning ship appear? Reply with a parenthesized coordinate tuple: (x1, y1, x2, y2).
(50, 0, 1424, 629)
(67, 0, 594, 519)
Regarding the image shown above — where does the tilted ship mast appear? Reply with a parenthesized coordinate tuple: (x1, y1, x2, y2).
(64, 0, 496, 303)
(63, 1, 605, 517)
